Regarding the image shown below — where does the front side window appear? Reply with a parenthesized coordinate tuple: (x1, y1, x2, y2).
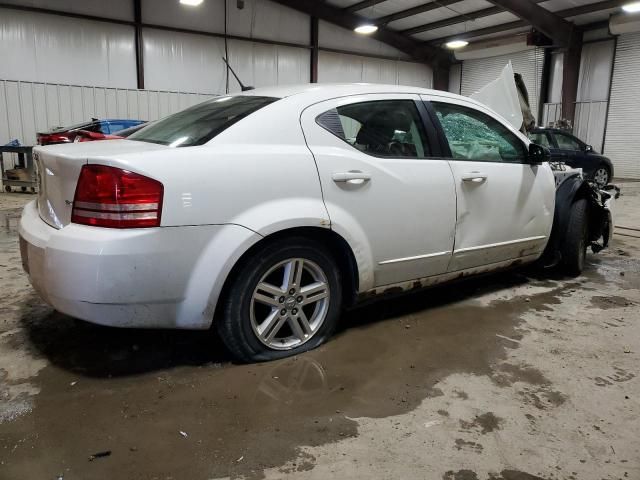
(129, 96, 278, 147)
(317, 100, 430, 158)
(529, 132, 551, 148)
(432, 102, 526, 163)
(553, 133, 581, 150)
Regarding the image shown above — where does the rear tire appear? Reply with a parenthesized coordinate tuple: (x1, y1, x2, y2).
(560, 198, 588, 276)
(217, 238, 342, 362)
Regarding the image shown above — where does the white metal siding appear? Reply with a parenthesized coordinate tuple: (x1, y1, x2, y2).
(143, 29, 228, 94)
(318, 20, 409, 59)
(227, 40, 310, 92)
(0, 79, 214, 149)
(318, 51, 433, 88)
(142, 0, 309, 45)
(0, 0, 134, 21)
(0, 9, 137, 88)
(604, 33, 640, 179)
(460, 48, 545, 120)
(572, 40, 615, 154)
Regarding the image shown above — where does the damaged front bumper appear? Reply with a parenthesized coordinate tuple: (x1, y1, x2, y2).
(589, 183, 620, 253)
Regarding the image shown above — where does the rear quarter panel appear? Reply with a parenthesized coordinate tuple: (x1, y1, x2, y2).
(89, 99, 330, 233)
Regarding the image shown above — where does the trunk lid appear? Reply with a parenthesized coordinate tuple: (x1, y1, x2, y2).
(34, 140, 168, 228)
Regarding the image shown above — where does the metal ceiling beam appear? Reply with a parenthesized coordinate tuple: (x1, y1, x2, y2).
(271, 0, 450, 64)
(484, 0, 574, 45)
(400, 0, 545, 36)
(429, 19, 529, 44)
(549, 0, 628, 19)
(428, 0, 627, 45)
(344, 0, 388, 13)
(376, 0, 460, 25)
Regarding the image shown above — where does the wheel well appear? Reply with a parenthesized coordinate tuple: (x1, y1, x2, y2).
(217, 227, 360, 318)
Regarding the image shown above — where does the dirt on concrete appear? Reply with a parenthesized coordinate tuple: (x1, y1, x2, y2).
(0, 184, 639, 480)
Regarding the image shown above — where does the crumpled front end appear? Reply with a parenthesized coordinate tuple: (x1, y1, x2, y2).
(588, 184, 620, 253)
(541, 168, 619, 268)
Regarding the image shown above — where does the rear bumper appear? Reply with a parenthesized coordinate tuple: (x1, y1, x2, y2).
(19, 200, 259, 329)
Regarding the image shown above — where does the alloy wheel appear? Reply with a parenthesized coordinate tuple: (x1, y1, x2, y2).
(250, 258, 330, 350)
(593, 167, 609, 187)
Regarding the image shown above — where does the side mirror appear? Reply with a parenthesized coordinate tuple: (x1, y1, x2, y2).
(528, 143, 550, 164)
(585, 144, 593, 153)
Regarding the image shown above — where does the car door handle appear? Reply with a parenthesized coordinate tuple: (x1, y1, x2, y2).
(461, 172, 488, 183)
(332, 171, 371, 184)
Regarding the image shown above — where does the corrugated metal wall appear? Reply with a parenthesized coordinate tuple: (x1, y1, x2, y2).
(0, 9, 137, 88)
(604, 32, 640, 179)
(0, 79, 214, 170)
(318, 51, 433, 88)
(573, 40, 615, 154)
(318, 20, 409, 59)
(460, 48, 545, 120)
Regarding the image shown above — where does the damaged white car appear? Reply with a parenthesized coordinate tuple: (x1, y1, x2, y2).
(19, 82, 616, 362)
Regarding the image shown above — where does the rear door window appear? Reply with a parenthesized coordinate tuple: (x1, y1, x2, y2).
(129, 96, 278, 147)
(316, 100, 430, 158)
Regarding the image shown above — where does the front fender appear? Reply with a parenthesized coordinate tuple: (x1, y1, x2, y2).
(542, 172, 618, 266)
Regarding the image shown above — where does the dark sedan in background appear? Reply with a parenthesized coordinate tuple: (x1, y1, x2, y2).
(528, 128, 614, 186)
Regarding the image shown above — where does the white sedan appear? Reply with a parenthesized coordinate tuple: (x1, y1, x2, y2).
(20, 83, 590, 362)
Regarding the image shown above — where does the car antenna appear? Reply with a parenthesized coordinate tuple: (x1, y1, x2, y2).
(222, 57, 254, 91)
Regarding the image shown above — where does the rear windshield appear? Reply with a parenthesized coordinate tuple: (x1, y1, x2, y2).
(47, 120, 95, 133)
(128, 96, 278, 147)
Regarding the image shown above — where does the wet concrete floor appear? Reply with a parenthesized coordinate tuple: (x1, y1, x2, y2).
(1, 188, 639, 480)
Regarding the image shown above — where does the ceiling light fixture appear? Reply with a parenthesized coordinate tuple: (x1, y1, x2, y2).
(180, 0, 204, 6)
(445, 40, 469, 49)
(622, 2, 640, 12)
(354, 24, 378, 34)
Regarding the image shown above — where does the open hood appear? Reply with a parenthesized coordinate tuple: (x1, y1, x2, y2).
(468, 62, 535, 132)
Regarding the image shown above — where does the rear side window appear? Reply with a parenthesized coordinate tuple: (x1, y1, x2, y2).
(432, 102, 526, 163)
(317, 100, 430, 158)
(129, 96, 278, 147)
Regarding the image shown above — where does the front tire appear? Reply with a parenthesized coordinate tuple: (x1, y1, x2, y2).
(217, 238, 342, 362)
(592, 165, 610, 187)
(560, 198, 588, 276)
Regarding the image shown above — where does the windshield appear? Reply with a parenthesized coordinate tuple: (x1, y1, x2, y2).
(129, 96, 278, 147)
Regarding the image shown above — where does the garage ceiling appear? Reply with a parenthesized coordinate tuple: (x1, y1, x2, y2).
(325, 0, 626, 45)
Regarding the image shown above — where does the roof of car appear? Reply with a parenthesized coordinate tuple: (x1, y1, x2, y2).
(103, 119, 145, 122)
(530, 127, 570, 134)
(240, 82, 471, 103)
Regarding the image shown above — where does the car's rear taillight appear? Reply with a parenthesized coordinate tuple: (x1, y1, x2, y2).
(71, 165, 163, 228)
(38, 134, 71, 145)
